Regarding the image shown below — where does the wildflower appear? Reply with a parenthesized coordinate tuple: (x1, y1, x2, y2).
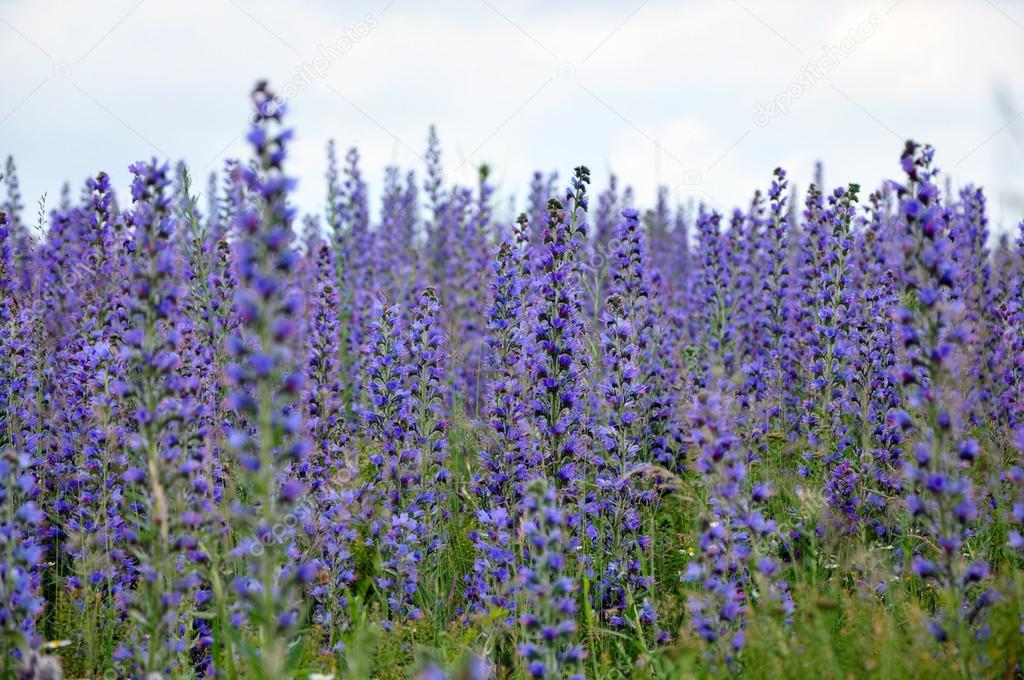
(467, 218, 535, 616)
(116, 157, 201, 675)
(517, 478, 586, 680)
(527, 166, 592, 495)
(892, 141, 992, 641)
(222, 81, 311, 677)
(683, 391, 792, 667)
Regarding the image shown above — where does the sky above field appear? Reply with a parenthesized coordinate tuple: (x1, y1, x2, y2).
(2, 0, 1023, 231)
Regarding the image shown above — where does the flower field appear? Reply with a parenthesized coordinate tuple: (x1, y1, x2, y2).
(2, 81, 1023, 679)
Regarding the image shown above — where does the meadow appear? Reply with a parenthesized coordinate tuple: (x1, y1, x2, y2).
(1, 81, 1023, 679)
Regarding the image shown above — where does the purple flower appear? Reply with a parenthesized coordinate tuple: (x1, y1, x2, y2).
(222, 81, 310, 677)
(527, 166, 592, 497)
(517, 478, 587, 679)
(892, 141, 991, 638)
(684, 391, 792, 666)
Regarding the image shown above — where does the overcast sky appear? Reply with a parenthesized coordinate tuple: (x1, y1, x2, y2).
(2, 0, 1023, 231)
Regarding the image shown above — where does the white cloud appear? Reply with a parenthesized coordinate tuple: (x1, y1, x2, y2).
(1, 0, 1022, 230)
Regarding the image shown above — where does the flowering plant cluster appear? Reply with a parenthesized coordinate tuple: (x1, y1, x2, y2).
(2, 84, 1023, 679)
